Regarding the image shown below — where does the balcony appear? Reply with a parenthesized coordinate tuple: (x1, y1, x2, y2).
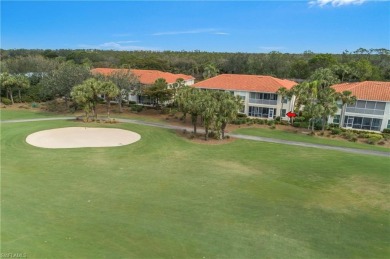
(249, 99, 277, 105)
(345, 107, 385, 116)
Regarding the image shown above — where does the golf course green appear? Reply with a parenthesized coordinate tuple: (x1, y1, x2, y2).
(1, 113, 389, 258)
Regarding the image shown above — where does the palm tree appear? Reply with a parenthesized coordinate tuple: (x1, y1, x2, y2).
(202, 64, 219, 79)
(318, 87, 339, 132)
(276, 87, 288, 121)
(338, 91, 357, 128)
(213, 91, 243, 139)
(100, 81, 120, 119)
(0, 72, 29, 104)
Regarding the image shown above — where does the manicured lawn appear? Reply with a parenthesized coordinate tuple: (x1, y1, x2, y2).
(0, 109, 67, 120)
(1, 119, 389, 258)
(234, 127, 390, 152)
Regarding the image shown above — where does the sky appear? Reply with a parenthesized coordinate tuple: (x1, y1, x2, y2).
(1, 0, 389, 53)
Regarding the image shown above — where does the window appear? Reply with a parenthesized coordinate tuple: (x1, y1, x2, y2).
(346, 100, 386, 115)
(249, 106, 273, 118)
(343, 116, 383, 131)
(281, 109, 286, 118)
(333, 115, 340, 124)
(387, 120, 390, 129)
(249, 92, 278, 105)
(281, 97, 288, 104)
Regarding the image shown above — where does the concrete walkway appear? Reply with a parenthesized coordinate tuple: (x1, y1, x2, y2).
(1, 116, 389, 157)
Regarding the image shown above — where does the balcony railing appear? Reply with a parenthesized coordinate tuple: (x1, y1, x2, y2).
(249, 99, 277, 105)
(345, 107, 385, 116)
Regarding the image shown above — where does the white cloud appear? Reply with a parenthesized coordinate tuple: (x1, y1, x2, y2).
(153, 28, 228, 36)
(213, 32, 230, 35)
(309, 0, 366, 7)
(78, 41, 158, 51)
(112, 33, 133, 37)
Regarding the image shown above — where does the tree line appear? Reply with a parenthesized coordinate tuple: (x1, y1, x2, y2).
(1, 48, 389, 81)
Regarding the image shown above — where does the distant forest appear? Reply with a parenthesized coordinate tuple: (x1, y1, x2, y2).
(1, 48, 389, 81)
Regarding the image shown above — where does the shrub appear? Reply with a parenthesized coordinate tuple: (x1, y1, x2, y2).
(128, 101, 137, 105)
(382, 129, 390, 134)
(382, 133, 390, 141)
(342, 131, 358, 142)
(366, 134, 382, 145)
(294, 117, 306, 123)
(293, 122, 301, 128)
(331, 128, 341, 135)
(161, 107, 170, 114)
(269, 125, 276, 130)
(1, 97, 12, 105)
(237, 113, 247, 118)
(367, 137, 379, 145)
(21, 95, 33, 103)
(130, 104, 143, 113)
(31, 102, 39, 108)
(275, 116, 281, 122)
(267, 120, 275, 126)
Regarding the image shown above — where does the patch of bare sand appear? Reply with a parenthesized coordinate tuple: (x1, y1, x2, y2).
(26, 127, 141, 149)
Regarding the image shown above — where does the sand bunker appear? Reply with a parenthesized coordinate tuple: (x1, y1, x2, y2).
(26, 127, 141, 149)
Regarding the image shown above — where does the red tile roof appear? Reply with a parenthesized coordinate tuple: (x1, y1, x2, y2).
(91, 68, 194, 85)
(332, 81, 390, 102)
(192, 74, 297, 93)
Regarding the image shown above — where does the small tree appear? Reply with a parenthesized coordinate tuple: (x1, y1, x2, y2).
(0, 72, 30, 104)
(71, 78, 102, 121)
(176, 87, 202, 133)
(40, 62, 91, 108)
(276, 87, 288, 121)
(213, 91, 243, 139)
(100, 81, 120, 119)
(338, 90, 357, 127)
(106, 69, 140, 112)
(143, 78, 173, 108)
(200, 91, 217, 140)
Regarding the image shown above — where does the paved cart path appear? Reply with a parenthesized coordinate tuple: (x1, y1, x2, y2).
(1, 116, 389, 157)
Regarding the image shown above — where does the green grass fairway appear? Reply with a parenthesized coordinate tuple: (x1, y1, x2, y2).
(1, 120, 389, 258)
(234, 127, 390, 152)
(0, 109, 65, 120)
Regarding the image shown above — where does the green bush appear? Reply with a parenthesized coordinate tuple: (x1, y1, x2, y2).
(21, 95, 33, 103)
(342, 131, 358, 142)
(328, 123, 339, 128)
(294, 117, 306, 123)
(367, 137, 380, 145)
(331, 128, 341, 135)
(382, 133, 390, 141)
(1, 97, 12, 105)
(382, 129, 390, 134)
(130, 104, 143, 113)
(293, 122, 301, 128)
(237, 113, 247, 118)
(267, 120, 275, 126)
(128, 101, 137, 105)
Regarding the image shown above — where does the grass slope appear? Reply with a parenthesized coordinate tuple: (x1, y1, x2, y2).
(234, 127, 390, 152)
(0, 109, 64, 120)
(1, 120, 389, 258)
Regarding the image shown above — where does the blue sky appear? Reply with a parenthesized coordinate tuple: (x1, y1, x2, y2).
(1, 0, 389, 53)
